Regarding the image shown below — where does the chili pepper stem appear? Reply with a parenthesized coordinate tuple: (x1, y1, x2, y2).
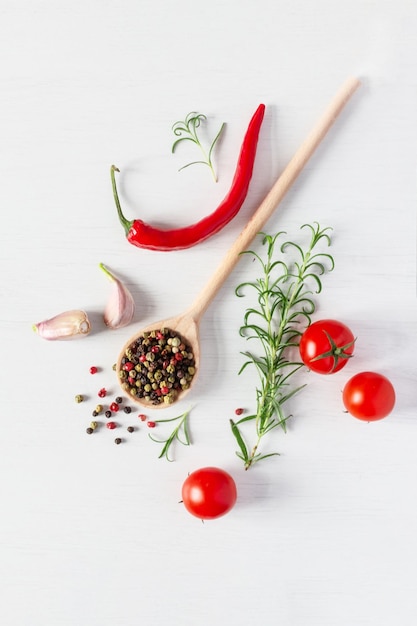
(110, 165, 133, 236)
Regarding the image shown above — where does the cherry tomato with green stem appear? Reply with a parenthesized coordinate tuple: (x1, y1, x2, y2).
(342, 371, 396, 421)
(181, 467, 237, 520)
(299, 319, 355, 374)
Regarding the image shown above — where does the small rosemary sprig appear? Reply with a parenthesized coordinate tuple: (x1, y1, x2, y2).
(231, 223, 334, 470)
(148, 408, 192, 462)
(171, 112, 225, 181)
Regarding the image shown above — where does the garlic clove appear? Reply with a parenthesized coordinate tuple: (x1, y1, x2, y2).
(100, 263, 135, 329)
(33, 310, 91, 340)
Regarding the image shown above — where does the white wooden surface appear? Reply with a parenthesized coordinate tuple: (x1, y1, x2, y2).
(1, 1, 416, 625)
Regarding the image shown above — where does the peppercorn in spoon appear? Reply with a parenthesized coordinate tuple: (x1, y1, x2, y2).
(116, 76, 361, 408)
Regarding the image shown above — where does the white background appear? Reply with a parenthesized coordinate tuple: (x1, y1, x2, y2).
(1, 1, 416, 625)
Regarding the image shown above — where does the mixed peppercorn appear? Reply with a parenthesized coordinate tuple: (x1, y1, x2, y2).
(117, 328, 196, 405)
(74, 362, 172, 445)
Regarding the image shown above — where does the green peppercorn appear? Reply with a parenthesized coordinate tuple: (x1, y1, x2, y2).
(95, 405, 103, 414)
(90, 421, 98, 430)
(75, 394, 84, 403)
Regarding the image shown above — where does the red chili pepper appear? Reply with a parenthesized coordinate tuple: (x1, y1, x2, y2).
(110, 104, 265, 251)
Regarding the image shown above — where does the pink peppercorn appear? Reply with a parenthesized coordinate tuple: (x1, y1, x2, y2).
(110, 402, 119, 412)
(235, 408, 244, 415)
(90, 366, 98, 374)
(106, 422, 117, 429)
(98, 388, 107, 398)
(138, 414, 147, 421)
(147, 421, 156, 428)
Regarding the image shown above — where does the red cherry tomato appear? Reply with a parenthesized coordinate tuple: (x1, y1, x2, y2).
(299, 319, 355, 374)
(181, 467, 237, 520)
(342, 371, 396, 421)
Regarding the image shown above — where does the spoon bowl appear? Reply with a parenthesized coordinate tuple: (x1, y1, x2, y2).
(116, 311, 200, 409)
(116, 77, 360, 408)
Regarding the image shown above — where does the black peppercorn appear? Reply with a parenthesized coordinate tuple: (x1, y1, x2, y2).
(86, 427, 94, 434)
(127, 426, 134, 433)
(124, 406, 132, 414)
(114, 438, 122, 445)
(105, 410, 112, 418)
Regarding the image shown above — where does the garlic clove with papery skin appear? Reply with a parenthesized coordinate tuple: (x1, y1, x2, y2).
(100, 263, 135, 329)
(33, 310, 91, 340)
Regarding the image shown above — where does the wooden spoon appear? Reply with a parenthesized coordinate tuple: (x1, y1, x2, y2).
(117, 77, 361, 408)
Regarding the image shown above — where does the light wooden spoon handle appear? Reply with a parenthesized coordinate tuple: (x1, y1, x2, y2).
(188, 76, 361, 321)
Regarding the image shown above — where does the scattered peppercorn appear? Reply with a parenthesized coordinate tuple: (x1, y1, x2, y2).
(235, 408, 244, 415)
(90, 421, 98, 430)
(86, 427, 94, 434)
(106, 422, 117, 429)
(114, 438, 122, 445)
(95, 404, 103, 414)
(147, 421, 156, 428)
(75, 394, 84, 403)
(138, 414, 147, 421)
(98, 387, 107, 398)
(124, 406, 132, 414)
(127, 426, 134, 433)
(90, 366, 98, 374)
(105, 410, 112, 418)
(110, 401, 119, 412)
(115, 396, 123, 404)
(92, 410, 98, 417)
(117, 328, 196, 405)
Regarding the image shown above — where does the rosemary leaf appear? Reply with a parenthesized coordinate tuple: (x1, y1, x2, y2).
(231, 223, 334, 470)
(171, 112, 225, 182)
(149, 408, 192, 462)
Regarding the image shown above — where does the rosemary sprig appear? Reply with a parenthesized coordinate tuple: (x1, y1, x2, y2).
(148, 408, 192, 462)
(171, 112, 225, 181)
(231, 223, 334, 470)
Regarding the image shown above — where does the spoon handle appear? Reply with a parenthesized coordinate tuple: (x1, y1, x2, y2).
(188, 76, 361, 322)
